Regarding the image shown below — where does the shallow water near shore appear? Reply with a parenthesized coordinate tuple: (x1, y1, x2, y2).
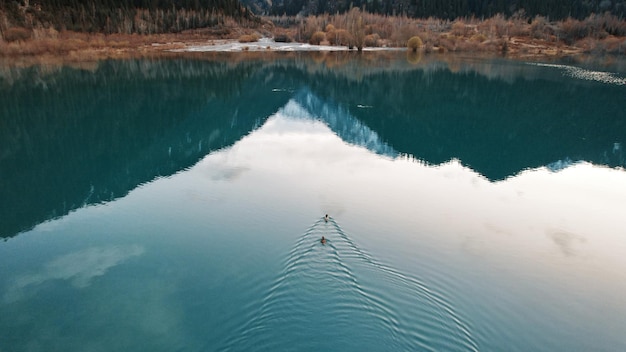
(1, 52, 625, 351)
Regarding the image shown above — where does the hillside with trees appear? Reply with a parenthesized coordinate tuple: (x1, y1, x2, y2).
(0, 0, 255, 35)
(263, 0, 626, 20)
(1, 0, 625, 58)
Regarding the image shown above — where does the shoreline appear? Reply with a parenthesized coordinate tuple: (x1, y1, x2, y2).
(0, 30, 623, 69)
(2, 8, 625, 68)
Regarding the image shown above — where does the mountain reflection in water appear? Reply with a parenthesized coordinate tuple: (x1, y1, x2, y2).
(207, 106, 626, 351)
(1, 53, 625, 240)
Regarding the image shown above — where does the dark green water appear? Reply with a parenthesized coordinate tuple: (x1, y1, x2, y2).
(1, 53, 625, 351)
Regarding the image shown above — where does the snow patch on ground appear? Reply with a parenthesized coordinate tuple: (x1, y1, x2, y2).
(172, 37, 404, 53)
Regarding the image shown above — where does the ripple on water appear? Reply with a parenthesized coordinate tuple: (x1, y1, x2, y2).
(220, 217, 478, 352)
(530, 62, 626, 86)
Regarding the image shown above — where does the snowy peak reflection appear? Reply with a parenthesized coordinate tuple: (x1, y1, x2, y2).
(280, 89, 397, 158)
(261, 88, 626, 190)
(312, 61, 626, 181)
(201, 111, 626, 270)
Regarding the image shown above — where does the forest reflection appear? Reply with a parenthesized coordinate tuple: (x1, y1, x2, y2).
(1, 52, 624, 239)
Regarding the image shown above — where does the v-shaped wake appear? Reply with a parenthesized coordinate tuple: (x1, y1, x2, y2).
(220, 216, 478, 352)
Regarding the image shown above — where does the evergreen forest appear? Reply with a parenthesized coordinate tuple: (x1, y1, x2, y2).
(0, 0, 254, 34)
(269, 0, 626, 20)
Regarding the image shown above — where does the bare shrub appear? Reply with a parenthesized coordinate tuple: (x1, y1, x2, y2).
(437, 35, 456, 51)
(325, 28, 336, 43)
(564, 14, 606, 42)
(324, 28, 335, 44)
(451, 21, 465, 36)
(338, 29, 354, 47)
(415, 31, 434, 46)
(508, 22, 530, 37)
(470, 33, 487, 43)
(530, 16, 549, 39)
(309, 31, 325, 45)
(407, 35, 423, 51)
(600, 12, 626, 37)
(238, 34, 258, 43)
(479, 14, 508, 38)
(364, 33, 380, 47)
(346, 7, 365, 50)
(369, 20, 393, 40)
(585, 14, 608, 39)
(274, 33, 292, 42)
(328, 29, 352, 46)
(558, 14, 626, 44)
(389, 23, 415, 47)
(451, 21, 474, 37)
(268, 15, 297, 28)
(509, 9, 530, 37)
(295, 15, 324, 43)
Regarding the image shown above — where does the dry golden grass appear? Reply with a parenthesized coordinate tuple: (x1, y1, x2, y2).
(364, 33, 380, 47)
(1, 10, 625, 60)
(238, 34, 259, 43)
(4, 27, 32, 42)
(407, 36, 423, 51)
(273, 31, 293, 42)
(309, 31, 325, 45)
(327, 29, 353, 46)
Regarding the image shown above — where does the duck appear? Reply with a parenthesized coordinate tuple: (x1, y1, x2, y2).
(324, 214, 329, 222)
(321, 236, 327, 245)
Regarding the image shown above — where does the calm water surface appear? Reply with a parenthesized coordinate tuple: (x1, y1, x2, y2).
(1, 53, 625, 351)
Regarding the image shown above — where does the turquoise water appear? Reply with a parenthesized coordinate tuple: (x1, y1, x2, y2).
(1, 53, 625, 351)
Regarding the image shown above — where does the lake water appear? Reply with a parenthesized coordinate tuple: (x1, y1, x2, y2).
(1, 52, 625, 351)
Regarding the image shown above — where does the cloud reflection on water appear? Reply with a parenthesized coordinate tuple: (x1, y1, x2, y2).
(547, 229, 587, 257)
(179, 98, 626, 350)
(197, 98, 626, 297)
(3, 245, 144, 303)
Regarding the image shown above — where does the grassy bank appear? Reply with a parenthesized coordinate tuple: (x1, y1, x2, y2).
(1, 9, 625, 63)
(266, 9, 626, 56)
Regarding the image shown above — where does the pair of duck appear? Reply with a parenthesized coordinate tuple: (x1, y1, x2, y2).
(321, 214, 329, 244)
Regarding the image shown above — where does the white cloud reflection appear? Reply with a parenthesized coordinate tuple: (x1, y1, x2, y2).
(157, 97, 626, 349)
(193, 100, 626, 297)
(4, 245, 144, 303)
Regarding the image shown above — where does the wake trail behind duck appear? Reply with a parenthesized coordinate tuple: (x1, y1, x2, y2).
(221, 217, 477, 352)
(329, 219, 478, 352)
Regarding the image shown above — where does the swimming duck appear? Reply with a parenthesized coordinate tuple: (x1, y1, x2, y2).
(321, 236, 327, 245)
(324, 214, 329, 222)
